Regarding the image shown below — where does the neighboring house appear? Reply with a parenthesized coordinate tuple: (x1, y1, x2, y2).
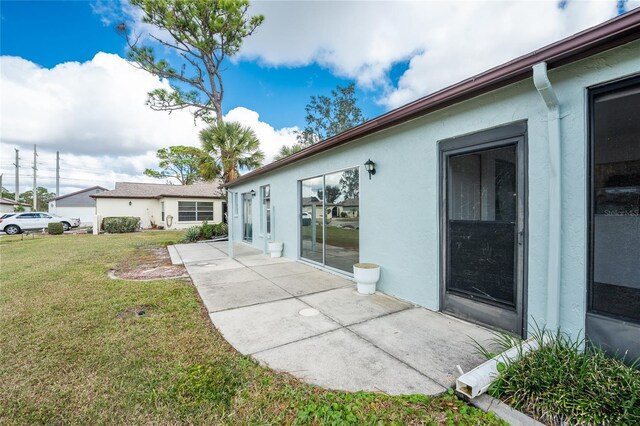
(92, 181, 225, 229)
(49, 186, 108, 225)
(226, 12, 640, 360)
(0, 198, 31, 213)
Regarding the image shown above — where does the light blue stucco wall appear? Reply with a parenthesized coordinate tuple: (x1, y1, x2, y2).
(228, 40, 640, 337)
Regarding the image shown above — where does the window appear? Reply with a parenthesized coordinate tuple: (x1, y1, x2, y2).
(300, 167, 360, 272)
(178, 201, 214, 222)
(261, 185, 271, 236)
(161, 202, 165, 222)
(233, 192, 239, 216)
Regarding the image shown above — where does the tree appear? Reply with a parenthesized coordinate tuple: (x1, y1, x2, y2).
(1, 187, 14, 200)
(273, 143, 304, 161)
(319, 185, 340, 204)
(18, 187, 56, 211)
(340, 169, 359, 200)
(297, 83, 366, 146)
(200, 121, 264, 183)
(121, 0, 264, 123)
(144, 145, 215, 185)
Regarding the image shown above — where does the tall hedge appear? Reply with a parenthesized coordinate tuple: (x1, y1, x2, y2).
(102, 217, 141, 233)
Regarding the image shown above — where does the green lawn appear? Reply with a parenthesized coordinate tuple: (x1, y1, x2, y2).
(302, 224, 359, 249)
(0, 231, 504, 425)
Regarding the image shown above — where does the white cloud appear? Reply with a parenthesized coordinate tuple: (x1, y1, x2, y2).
(0, 53, 301, 195)
(241, 0, 633, 108)
(1, 52, 204, 156)
(224, 107, 299, 164)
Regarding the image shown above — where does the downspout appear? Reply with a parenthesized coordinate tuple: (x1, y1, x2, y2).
(533, 62, 561, 331)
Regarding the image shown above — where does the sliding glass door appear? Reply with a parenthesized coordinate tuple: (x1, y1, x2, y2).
(300, 168, 360, 273)
(587, 76, 640, 360)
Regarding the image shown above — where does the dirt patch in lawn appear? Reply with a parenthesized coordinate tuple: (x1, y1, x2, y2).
(111, 245, 188, 281)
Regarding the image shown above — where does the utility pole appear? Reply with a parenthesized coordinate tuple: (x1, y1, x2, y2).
(0, 174, 3, 195)
(56, 151, 60, 197)
(13, 149, 20, 202)
(32, 144, 38, 211)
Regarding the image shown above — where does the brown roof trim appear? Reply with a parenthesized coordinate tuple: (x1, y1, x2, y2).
(92, 194, 222, 200)
(228, 9, 640, 188)
(53, 186, 108, 201)
(155, 195, 224, 199)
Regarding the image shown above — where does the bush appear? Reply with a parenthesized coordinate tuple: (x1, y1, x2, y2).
(183, 226, 201, 243)
(47, 222, 64, 235)
(340, 212, 347, 218)
(102, 217, 140, 233)
(212, 222, 228, 236)
(200, 220, 215, 239)
(477, 327, 640, 425)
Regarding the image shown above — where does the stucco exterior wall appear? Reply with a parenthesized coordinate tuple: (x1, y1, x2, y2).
(161, 197, 225, 230)
(96, 198, 159, 228)
(227, 40, 640, 338)
(96, 197, 225, 229)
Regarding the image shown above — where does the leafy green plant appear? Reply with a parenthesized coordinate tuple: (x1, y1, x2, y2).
(47, 222, 64, 235)
(213, 222, 228, 236)
(200, 220, 215, 239)
(182, 226, 201, 243)
(475, 326, 640, 425)
(102, 217, 141, 233)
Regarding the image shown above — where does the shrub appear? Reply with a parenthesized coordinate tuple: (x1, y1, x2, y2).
(47, 222, 64, 235)
(477, 327, 640, 425)
(102, 217, 140, 233)
(183, 226, 201, 243)
(340, 212, 347, 218)
(212, 222, 228, 236)
(200, 220, 215, 239)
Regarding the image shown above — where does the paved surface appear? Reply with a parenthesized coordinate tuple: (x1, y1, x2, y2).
(173, 241, 498, 396)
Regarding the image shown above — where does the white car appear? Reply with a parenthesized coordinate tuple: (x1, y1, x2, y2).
(0, 212, 80, 235)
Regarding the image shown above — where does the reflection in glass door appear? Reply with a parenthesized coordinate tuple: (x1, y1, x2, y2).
(300, 168, 359, 273)
(242, 193, 252, 242)
(587, 77, 640, 360)
(441, 125, 525, 336)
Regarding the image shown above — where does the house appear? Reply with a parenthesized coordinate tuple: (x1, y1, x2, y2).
(226, 11, 640, 360)
(92, 181, 225, 229)
(49, 186, 108, 225)
(0, 198, 31, 213)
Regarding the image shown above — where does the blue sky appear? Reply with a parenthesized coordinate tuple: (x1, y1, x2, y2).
(1, 0, 636, 194)
(0, 0, 386, 129)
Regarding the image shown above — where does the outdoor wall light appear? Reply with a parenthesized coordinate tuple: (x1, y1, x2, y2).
(364, 159, 376, 180)
(250, 190, 256, 198)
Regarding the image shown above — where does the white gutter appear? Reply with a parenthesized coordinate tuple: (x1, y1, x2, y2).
(456, 337, 542, 398)
(533, 62, 561, 330)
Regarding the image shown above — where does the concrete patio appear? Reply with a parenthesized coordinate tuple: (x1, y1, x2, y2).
(171, 241, 498, 396)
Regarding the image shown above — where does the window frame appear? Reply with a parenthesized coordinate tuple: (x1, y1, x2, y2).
(586, 74, 640, 360)
(178, 201, 214, 222)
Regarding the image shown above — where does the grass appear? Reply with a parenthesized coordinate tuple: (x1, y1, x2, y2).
(477, 328, 640, 425)
(302, 224, 359, 249)
(0, 231, 504, 425)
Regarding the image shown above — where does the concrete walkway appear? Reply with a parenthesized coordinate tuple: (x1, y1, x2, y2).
(173, 242, 497, 396)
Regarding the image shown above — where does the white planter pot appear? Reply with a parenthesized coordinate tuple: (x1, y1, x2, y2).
(268, 241, 284, 258)
(353, 263, 380, 295)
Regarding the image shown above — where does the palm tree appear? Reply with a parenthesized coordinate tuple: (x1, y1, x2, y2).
(200, 121, 265, 183)
(273, 143, 304, 161)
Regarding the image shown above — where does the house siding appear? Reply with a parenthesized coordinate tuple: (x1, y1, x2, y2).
(227, 40, 640, 339)
(95, 197, 224, 229)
